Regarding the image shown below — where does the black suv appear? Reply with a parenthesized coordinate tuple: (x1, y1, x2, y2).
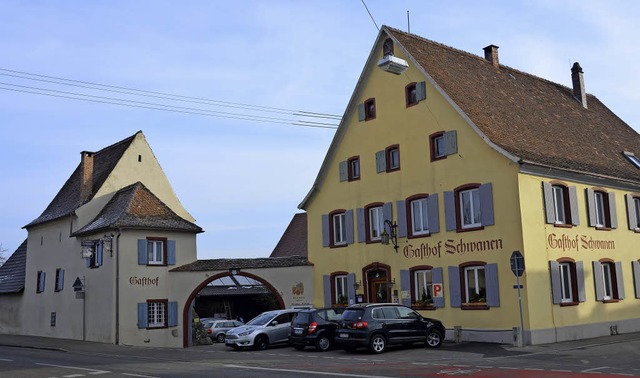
(289, 307, 345, 351)
(334, 303, 445, 354)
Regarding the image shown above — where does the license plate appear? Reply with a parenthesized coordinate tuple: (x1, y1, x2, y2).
(339, 333, 348, 338)
(294, 329, 303, 335)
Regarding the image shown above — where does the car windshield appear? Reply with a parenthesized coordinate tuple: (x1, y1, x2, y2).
(247, 313, 276, 326)
(341, 309, 364, 322)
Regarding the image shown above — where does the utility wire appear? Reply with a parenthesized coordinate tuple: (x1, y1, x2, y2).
(361, 0, 379, 31)
(0, 68, 342, 120)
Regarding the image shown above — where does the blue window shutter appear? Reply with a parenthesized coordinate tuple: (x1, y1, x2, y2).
(383, 202, 392, 224)
(427, 194, 439, 234)
(480, 183, 494, 226)
(400, 270, 411, 307)
(586, 188, 596, 227)
(633, 261, 640, 299)
(444, 191, 457, 231)
(549, 261, 561, 304)
(576, 261, 586, 302)
(416, 81, 426, 101)
(138, 239, 148, 265)
(375, 151, 386, 173)
(432, 268, 444, 308)
(357, 103, 365, 122)
(167, 240, 176, 265)
(323, 275, 332, 307)
(542, 182, 556, 224)
(569, 186, 580, 226)
(448, 266, 461, 308)
(168, 301, 178, 327)
(626, 194, 638, 230)
(347, 273, 356, 306)
(356, 208, 366, 243)
(615, 261, 625, 299)
(338, 161, 348, 182)
(321, 214, 330, 247)
(41, 272, 46, 292)
(396, 200, 407, 238)
(345, 210, 354, 244)
(443, 130, 457, 156)
(608, 192, 618, 229)
(138, 303, 148, 329)
(593, 261, 604, 301)
(58, 269, 65, 291)
(96, 241, 103, 267)
(485, 263, 500, 307)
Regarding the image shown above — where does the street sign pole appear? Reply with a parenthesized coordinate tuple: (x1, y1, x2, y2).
(510, 251, 525, 347)
(516, 267, 524, 347)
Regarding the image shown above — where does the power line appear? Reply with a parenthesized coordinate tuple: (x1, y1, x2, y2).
(361, 0, 379, 31)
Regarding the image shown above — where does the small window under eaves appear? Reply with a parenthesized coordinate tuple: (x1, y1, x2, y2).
(623, 151, 640, 168)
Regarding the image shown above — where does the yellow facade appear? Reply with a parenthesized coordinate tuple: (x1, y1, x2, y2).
(302, 29, 640, 345)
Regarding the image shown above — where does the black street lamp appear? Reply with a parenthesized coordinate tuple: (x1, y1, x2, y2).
(380, 220, 399, 253)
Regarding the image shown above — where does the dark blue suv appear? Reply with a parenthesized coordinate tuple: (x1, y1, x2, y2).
(289, 307, 345, 351)
(335, 303, 445, 354)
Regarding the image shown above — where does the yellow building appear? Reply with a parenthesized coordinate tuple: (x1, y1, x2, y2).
(299, 26, 640, 345)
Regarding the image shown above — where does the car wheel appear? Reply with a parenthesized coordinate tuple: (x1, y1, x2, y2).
(369, 334, 386, 354)
(293, 345, 305, 351)
(216, 333, 225, 343)
(316, 335, 331, 351)
(254, 335, 269, 350)
(426, 329, 443, 348)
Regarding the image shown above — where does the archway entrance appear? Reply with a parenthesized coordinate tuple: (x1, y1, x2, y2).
(182, 272, 285, 347)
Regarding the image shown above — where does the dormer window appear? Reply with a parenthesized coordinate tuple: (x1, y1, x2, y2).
(623, 151, 640, 168)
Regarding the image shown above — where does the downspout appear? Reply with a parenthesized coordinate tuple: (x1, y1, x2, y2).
(115, 229, 122, 344)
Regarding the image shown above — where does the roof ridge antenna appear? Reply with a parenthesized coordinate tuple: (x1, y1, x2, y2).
(407, 10, 410, 33)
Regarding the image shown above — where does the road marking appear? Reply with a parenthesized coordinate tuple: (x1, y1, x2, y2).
(551, 370, 572, 373)
(224, 364, 395, 378)
(122, 374, 160, 378)
(35, 363, 109, 375)
(499, 367, 518, 370)
(582, 367, 609, 373)
(63, 375, 85, 378)
(0, 358, 13, 361)
(523, 368, 545, 371)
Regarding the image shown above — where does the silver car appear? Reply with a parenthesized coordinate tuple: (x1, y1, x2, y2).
(225, 309, 299, 350)
(204, 319, 244, 343)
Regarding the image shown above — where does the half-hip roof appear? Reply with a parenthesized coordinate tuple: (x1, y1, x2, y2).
(0, 239, 27, 294)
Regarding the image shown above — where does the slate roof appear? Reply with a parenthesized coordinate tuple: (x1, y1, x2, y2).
(385, 26, 640, 185)
(0, 239, 27, 294)
(269, 213, 307, 258)
(73, 182, 202, 236)
(25, 132, 139, 228)
(171, 256, 312, 272)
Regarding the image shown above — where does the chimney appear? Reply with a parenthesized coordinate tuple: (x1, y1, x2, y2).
(571, 62, 587, 109)
(80, 151, 94, 202)
(483, 44, 499, 68)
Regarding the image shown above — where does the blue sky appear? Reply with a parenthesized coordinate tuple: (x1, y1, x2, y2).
(1, 1, 639, 259)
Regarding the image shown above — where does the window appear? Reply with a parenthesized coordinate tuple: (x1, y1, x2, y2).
(624, 194, 640, 230)
(385, 145, 400, 171)
(406, 83, 418, 106)
(36, 270, 45, 293)
(413, 269, 433, 306)
(348, 156, 360, 181)
(549, 259, 585, 305)
(368, 205, 384, 241)
(54, 268, 64, 292)
(137, 300, 178, 329)
(587, 188, 616, 229)
(147, 239, 166, 265)
(364, 98, 376, 120)
(464, 265, 486, 303)
(543, 182, 579, 226)
(635, 198, 640, 227)
(87, 241, 103, 269)
(623, 151, 640, 168)
(334, 275, 348, 305)
(332, 212, 347, 245)
(411, 197, 429, 235)
(429, 131, 457, 161)
(593, 260, 624, 301)
(460, 188, 481, 229)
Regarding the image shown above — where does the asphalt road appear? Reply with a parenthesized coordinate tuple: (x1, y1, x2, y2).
(1, 333, 639, 377)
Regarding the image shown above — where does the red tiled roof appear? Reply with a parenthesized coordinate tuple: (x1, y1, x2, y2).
(386, 26, 640, 184)
(270, 213, 307, 258)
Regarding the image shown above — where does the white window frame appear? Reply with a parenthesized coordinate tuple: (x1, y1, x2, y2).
(147, 240, 165, 265)
(602, 263, 614, 300)
(411, 198, 429, 235)
(334, 275, 348, 305)
(464, 266, 486, 303)
(349, 158, 360, 180)
(413, 269, 433, 303)
(332, 213, 347, 245)
(147, 301, 166, 328)
(388, 148, 400, 170)
(459, 188, 481, 228)
(594, 191, 606, 227)
(559, 262, 574, 303)
(433, 135, 445, 158)
(369, 206, 384, 241)
(552, 185, 567, 224)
